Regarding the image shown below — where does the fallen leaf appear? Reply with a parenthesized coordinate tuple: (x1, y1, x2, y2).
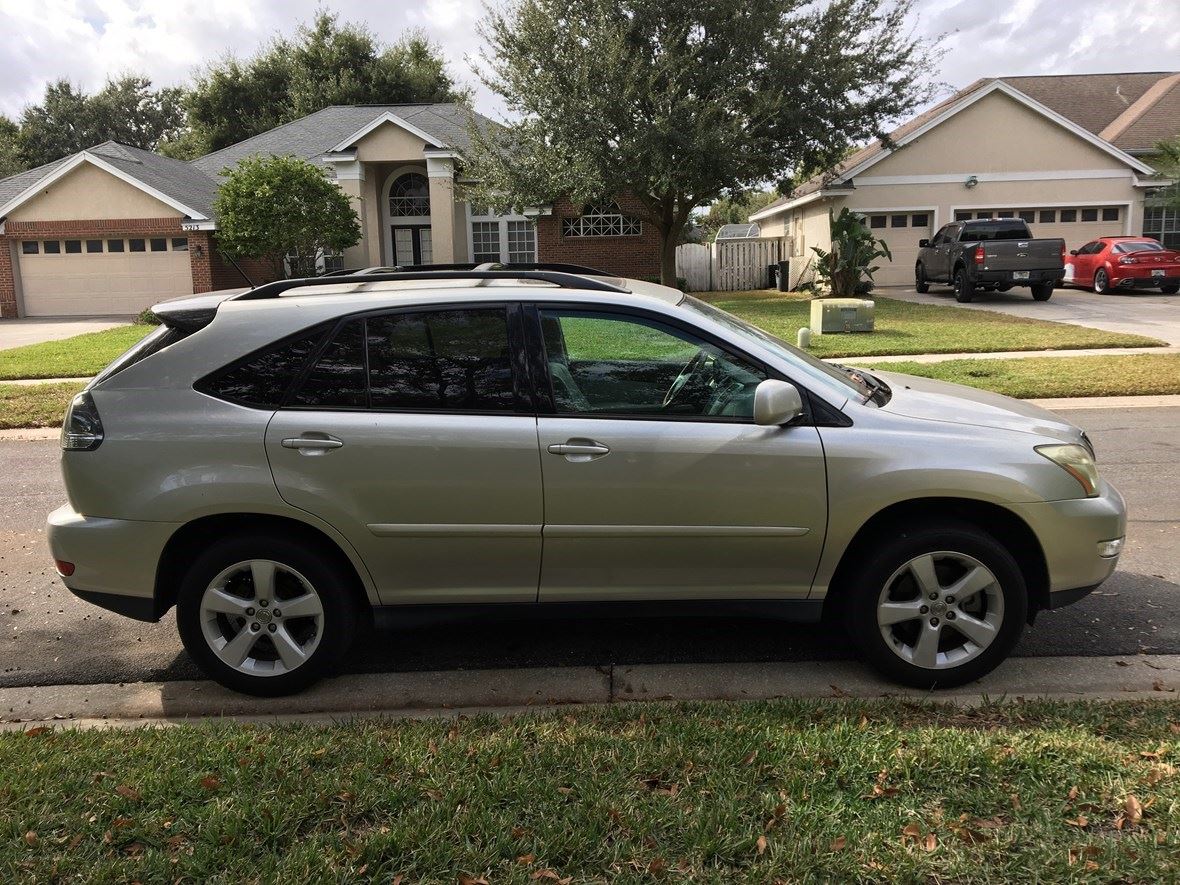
(1169, 723, 1180, 735)
(923, 833, 937, 852)
(532, 870, 572, 884)
(829, 835, 846, 852)
(24, 726, 50, 737)
(112, 817, 134, 829)
(1065, 815, 1089, 828)
(1010, 793, 1022, 811)
(200, 776, 220, 791)
(742, 750, 758, 766)
(123, 842, 145, 856)
(1085, 861, 1099, 872)
(1067, 786, 1079, 801)
(1116, 660, 1130, 667)
(517, 853, 535, 865)
(901, 822, 922, 840)
(23, 831, 37, 847)
(648, 857, 667, 874)
(972, 817, 1006, 830)
(1125, 795, 1143, 827)
(512, 826, 530, 838)
(458, 875, 489, 885)
(755, 835, 768, 855)
(1153, 680, 1174, 692)
(115, 785, 141, 801)
(67, 833, 83, 850)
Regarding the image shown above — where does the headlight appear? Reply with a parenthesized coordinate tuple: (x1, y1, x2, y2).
(1036, 443, 1098, 497)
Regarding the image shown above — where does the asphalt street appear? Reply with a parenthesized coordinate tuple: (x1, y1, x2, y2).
(1, 405, 1177, 688)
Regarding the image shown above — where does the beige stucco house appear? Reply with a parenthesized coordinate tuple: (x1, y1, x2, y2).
(753, 73, 1179, 288)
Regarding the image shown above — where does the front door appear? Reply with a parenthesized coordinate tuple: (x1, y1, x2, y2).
(265, 305, 542, 604)
(532, 307, 828, 601)
(392, 225, 433, 266)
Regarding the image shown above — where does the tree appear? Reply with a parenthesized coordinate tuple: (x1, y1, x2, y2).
(15, 76, 185, 168)
(466, 0, 938, 285)
(809, 207, 892, 296)
(695, 189, 780, 241)
(186, 12, 464, 153)
(1152, 136, 1180, 211)
(0, 116, 22, 179)
(213, 155, 361, 279)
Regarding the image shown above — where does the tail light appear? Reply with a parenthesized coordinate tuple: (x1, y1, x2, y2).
(61, 391, 104, 451)
(1120, 256, 1137, 264)
(973, 245, 986, 265)
(1061, 242, 1067, 264)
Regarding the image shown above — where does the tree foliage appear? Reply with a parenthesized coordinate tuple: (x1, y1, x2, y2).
(0, 116, 22, 179)
(213, 155, 361, 278)
(185, 12, 463, 154)
(695, 190, 780, 241)
(12, 77, 185, 169)
(1152, 137, 1180, 211)
(466, 0, 939, 284)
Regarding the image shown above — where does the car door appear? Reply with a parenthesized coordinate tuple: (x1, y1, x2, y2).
(530, 305, 828, 602)
(1067, 241, 1099, 285)
(932, 224, 957, 280)
(265, 304, 543, 605)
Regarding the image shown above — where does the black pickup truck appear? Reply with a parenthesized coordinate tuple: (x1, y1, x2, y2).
(915, 219, 1065, 302)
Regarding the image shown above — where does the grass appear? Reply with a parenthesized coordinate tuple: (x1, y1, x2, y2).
(866, 353, 1180, 399)
(0, 325, 151, 381)
(2, 699, 1177, 882)
(700, 290, 1165, 358)
(0, 382, 85, 430)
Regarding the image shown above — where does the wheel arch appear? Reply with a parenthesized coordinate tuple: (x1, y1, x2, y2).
(153, 512, 377, 618)
(821, 497, 1050, 624)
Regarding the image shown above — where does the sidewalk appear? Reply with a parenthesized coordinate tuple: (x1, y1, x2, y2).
(840, 344, 1180, 366)
(3, 655, 1176, 730)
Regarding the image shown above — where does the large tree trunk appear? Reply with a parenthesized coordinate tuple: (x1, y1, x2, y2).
(659, 229, 678, 288)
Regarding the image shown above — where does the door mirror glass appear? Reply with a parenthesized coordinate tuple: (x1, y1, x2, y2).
(753, 379, 804, 426)
(918, 238, 930, 248)
(1069, 249, 1078, 256)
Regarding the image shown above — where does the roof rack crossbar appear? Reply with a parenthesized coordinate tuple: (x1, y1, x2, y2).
(231, 269, 630, 301)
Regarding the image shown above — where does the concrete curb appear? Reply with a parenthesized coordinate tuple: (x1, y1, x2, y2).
(3, 655, 1176, 730)
(1027, 394, 1180, 410)
(0, 427, 59, 440)
(838, 345, 1180, 366)
(2, 376, 92, 387)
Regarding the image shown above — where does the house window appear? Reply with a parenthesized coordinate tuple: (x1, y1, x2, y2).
(21, 241, 38, 254)
(129, 239, 146, 252)
(976, 212, 992, 220)
(997, 210, 1014, 218)
(171, 238, 189, 251)
(1102, 208, 1120, 222)
(107, 239, 124, 252)
(1143, 206, 1180, 249)
(954, 210, 972, 221)
(890, 214, 907, 228)
(1039, 210, 1056, 223)
(388, 172, 430, 217)
(1060, 209, 1077, 223)
(1081, 208, 1098, 222)
(64, 240, 82, 253)
(150, 238, 167, 252)
(43, 241, 61, 254)
(868, 215, 886, 229)
(471, 221, 501, 263)
(86, 240, 103, 253)
(506, 221, 536, 263)
(561, 202, 641, 237)
(1019, 210, 1036, 223)
(911, 213, 929, 228)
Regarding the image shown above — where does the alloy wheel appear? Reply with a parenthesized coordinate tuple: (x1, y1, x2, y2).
(199, 559, 325, 676)
(876, 551, 1004, 670)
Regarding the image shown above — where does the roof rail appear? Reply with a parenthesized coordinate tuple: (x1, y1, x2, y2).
(231, 269, 630, 301)
(325, 261, 615, 277)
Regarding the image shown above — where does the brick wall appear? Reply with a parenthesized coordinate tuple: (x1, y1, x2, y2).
(186, 232, 279, 293)
(0, 241, 14, 318)
(536, 194, 662, 279)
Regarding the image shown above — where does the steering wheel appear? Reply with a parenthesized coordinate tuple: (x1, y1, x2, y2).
(662, 349, 709, 408)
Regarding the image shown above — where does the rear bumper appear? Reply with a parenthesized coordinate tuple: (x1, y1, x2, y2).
(47, 504, 179, 622)
(1112, 273, 1179, 289)
(975, 269, 1062, 286)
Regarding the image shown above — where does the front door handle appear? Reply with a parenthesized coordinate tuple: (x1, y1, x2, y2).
(281, 435, 344, 455)
(547, 440, 610, 461)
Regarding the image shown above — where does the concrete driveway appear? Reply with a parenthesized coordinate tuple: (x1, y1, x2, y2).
(0, 316, 132, 350)
(881, 284, 1180, 346)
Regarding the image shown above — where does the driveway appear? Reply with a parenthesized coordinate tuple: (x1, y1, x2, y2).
(0, 316, 132, 350)
(1, 404, 1177, 688)
(880, 285, 1180, 346)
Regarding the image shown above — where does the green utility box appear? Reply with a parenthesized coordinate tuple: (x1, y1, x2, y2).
(810, 297, 875, 333)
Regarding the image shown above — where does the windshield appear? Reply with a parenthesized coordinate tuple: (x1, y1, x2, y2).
(1114, 241, 1165, 254)
(681, 296, 872, 399)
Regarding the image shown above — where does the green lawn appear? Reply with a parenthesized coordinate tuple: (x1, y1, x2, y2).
(0, 382, 85, 430)
(2, 700, 1177, 882)
(0, 325, 151, 381)
(701, 290, 1165, 358)
(865, 353, 1180, 400)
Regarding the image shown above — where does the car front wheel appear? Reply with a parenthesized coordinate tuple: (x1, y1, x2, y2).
(845, 521, 1028, 688)
(176, 534, 359, 696)
(915, 263, 929, 293)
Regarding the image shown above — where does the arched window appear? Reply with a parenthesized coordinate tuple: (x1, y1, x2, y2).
(388, 173, 430, 217)
(561, 201, 641, 237)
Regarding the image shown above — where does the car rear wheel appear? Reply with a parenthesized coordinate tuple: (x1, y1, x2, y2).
(844, 521, 1028, 688)
(1030, 282, 1053, 301)
(915, 263, 929, 293)
(1161, 284, 1179, 295)
(953, 268, 974, 303)
(1093, 268, 1109, 294)
(176, 534, 359, 696)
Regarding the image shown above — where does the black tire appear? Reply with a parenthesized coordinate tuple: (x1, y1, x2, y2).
(1093, 268, 1109, 294)
(1030, 282, 1053, 301)
(176, 533, 360, 696)
(844, 520, 1028, 689)
(953, 267, 974, 303)
(915, 263, 929, 293)
(1161, 284, 1179, 295)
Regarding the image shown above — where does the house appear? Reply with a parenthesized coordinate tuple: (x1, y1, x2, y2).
(0, 104, 660, 318)
(753, 72, 1180, 288)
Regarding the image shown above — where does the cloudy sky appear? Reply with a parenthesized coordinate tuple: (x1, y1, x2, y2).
(0, 0, 1178, 122)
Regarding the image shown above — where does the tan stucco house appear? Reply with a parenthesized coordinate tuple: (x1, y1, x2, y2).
(0, 104, 660, 317)
(753, 73, 1180, 288)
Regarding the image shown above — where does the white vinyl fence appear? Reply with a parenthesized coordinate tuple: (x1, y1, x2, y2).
(675, 239, 781, 291)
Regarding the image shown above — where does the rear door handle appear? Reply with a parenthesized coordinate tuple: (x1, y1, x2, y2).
(547, 440, 610, 461)
(281, 435, 344, 455)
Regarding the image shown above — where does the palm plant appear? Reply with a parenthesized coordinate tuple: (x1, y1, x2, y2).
(810, 207, 892, 297)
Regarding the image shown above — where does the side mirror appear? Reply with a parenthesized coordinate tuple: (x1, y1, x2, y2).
(1069, 249, 1078, 256)
(753, 379, 804, 426)
(918, 238, 930, 248)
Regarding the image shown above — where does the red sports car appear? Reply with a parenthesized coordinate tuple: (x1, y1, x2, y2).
(1063, 236, 1179, 294)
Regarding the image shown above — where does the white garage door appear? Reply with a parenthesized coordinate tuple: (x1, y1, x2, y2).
(18, 235, 193, 317)
(861, 210, 934, 287)
(952, 206, 1125, 254)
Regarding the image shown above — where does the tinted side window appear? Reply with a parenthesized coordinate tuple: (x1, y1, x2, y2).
(199, 327, 327, 407)
(367, 309, 515, 411)
(290, 320, 366, 408)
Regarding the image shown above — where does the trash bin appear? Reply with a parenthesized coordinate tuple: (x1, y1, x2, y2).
(777, 260, 790, 292)
(767, 264, 777, 289)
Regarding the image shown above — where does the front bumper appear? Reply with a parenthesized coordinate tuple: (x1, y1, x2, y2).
(47, 504, 179, 622)
(1010, 479, 1126, 607)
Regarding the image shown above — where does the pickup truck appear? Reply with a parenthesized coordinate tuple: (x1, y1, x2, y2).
(915, 219, 1065, 302)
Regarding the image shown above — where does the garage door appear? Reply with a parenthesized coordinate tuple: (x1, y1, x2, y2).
(861, 211, 934, 287)
(17, 235, 193, 317)
(952, 206, 1125, 254)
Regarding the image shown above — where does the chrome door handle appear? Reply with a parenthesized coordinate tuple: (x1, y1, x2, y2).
(281, 435, 344, 454)
(547, 440, 610, 461)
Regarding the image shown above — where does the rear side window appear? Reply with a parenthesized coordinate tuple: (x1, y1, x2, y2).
(198, 326, 329, 407)
(289, 321, 367, 408)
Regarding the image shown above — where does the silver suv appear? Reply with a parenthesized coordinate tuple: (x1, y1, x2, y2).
(48, 269, 1125, 695)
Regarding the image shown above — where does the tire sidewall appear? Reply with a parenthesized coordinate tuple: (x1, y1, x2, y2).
(1094, 269, 1107, 294)
(844, 523, 1028, 689)
(176, 535, 359, 696)
(954, 268, 973, 302)
(915, 263, 929, 293)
